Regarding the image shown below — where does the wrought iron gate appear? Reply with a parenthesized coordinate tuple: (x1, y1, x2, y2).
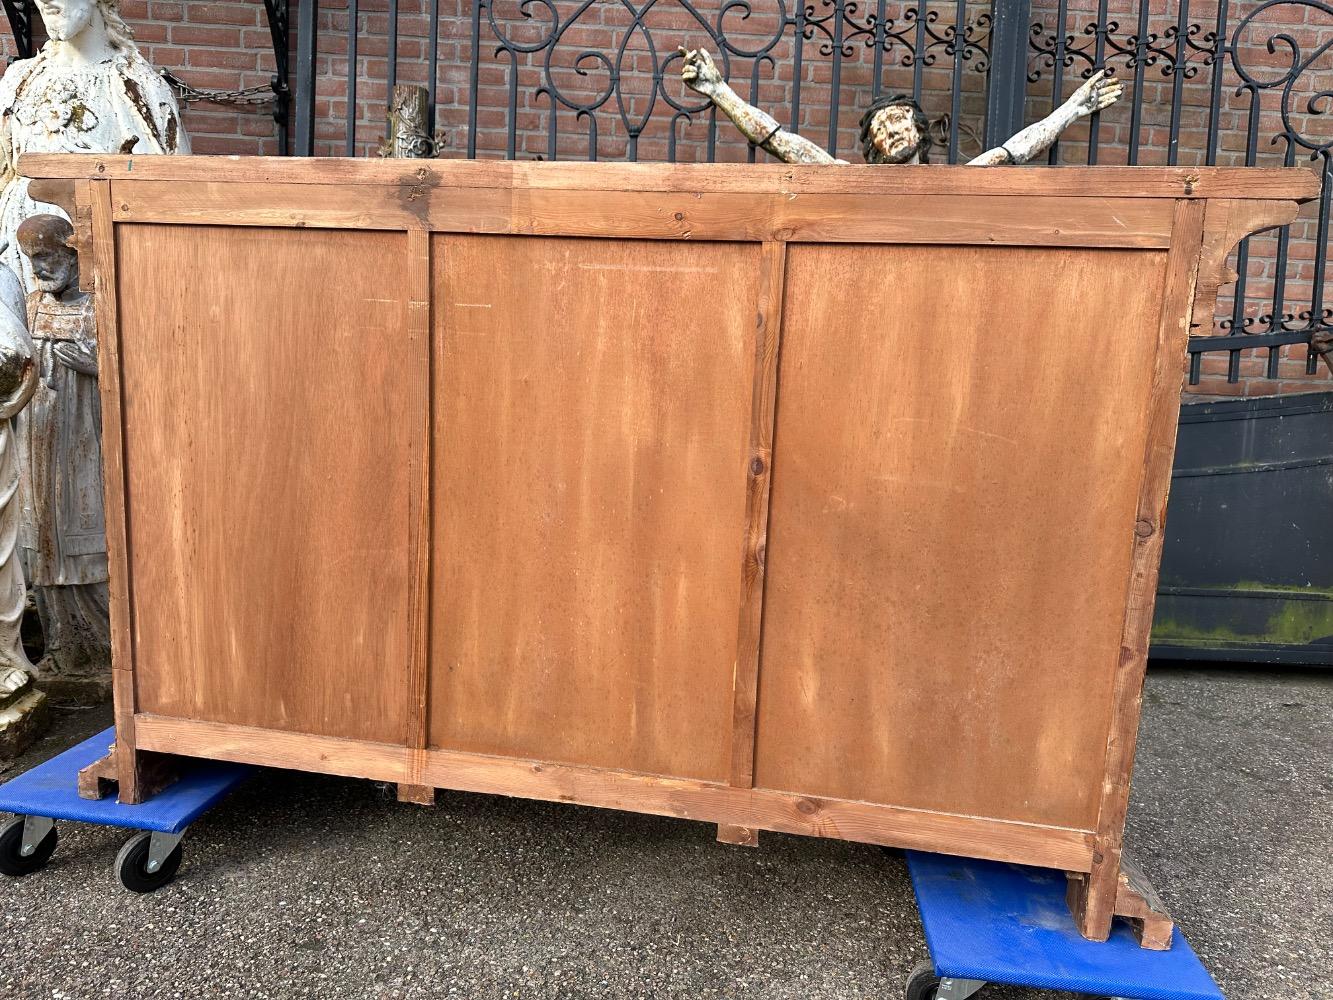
(1, 0, 1328, 386)
(294, 0, 1331, 387)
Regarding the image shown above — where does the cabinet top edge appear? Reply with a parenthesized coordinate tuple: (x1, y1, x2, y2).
(18, 154, 1323, 202)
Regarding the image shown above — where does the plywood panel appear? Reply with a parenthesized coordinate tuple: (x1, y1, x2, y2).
(117, 225, 416, 743)
(430, 236, 758, 781)
(754, 244, 1169, 830)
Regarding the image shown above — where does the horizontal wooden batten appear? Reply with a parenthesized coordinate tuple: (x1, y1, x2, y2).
(21, 155, 1322, 201)
(133, 714, 1097, 871)
(106, 181, 1177, 248)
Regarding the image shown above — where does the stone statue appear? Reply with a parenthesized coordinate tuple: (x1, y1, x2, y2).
(16, 214, 108, 703)
(0, 0, 189, 291)
(679, 48, 1122, 166)
(0, 250, 44, 757)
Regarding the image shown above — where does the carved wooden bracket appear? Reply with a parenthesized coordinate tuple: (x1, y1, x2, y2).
(78, 745, 181, 803)
(77, 742, 119, 800)
(1191, 198, 1304, 333)
(1066, 851, 1174, 950)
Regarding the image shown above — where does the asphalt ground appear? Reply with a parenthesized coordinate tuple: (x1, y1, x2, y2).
(1, 664, 1329, 1000)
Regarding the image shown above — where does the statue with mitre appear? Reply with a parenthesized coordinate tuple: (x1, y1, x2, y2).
(0, 0, 189, 292)
(14, 214, 107, 702)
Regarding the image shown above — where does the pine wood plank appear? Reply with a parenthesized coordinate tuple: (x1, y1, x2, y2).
(115, 225, 417, 744)
(104, 181, 1179, 248)
(83, 179, 143, 803)
(21, 155, 1322, 201)
(1075, 198, 1208, 942)
(132, 712, 1098, 871)
(727, 240, 786, 791)
(405, 227, 433, 788)
(754, 243, 1168, 831)
(428, 235, 758, 782)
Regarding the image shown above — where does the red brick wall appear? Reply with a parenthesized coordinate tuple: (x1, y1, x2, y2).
(1, 0, 1328, 397)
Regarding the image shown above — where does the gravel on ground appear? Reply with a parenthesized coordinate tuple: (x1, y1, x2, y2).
(1, 664, 1329, 999)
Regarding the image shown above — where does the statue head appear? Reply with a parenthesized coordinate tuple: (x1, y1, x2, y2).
(859, 95, 932, 165)
(16, 215, 78, 296)
(34, 0, 135, 53)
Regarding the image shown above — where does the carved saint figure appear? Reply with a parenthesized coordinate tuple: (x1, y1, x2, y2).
(679, 48, 1122, 166)
(16, 215, 108, 696)
(0, 0, 189, 291)
(0, 252, 43, 754)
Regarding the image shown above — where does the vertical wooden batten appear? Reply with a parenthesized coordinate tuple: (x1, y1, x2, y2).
(719, 240, 788, 849)
(400, 227, 435, 805)
(85, 178, 141, 802)
(1077, 198, 1208, 940)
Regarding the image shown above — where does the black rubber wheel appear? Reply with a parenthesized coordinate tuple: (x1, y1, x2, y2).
(115, 831, 183, 893)
(905, 959, 941, 1000)
(0, 816, 58, 876)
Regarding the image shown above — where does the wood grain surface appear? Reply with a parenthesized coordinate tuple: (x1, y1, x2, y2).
(754, 243, 1168, 830)
(428, 235, 759, 781)
(50, 156, 1316, 915)
(133, 712, 1097, 872)
(1077, 200, 1208, 939)
(103, 181, 1181, 249)
(116, 225, 419, 743)
(21, 155, 1322, 201)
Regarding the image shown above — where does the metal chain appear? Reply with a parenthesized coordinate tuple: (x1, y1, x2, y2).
(160, 69, 275, 107)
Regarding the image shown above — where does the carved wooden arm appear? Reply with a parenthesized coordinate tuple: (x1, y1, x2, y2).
(968, 71, 1123, 165)
(679, 49, 847, 165)
(680, 49, 1123, 168)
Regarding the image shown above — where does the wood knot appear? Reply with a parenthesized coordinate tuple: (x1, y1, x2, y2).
(1134, 519, 1155, 538)
(796, 798, 818, 815)
(750, 456, 765, 476)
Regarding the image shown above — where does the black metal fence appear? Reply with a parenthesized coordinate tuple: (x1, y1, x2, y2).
(298, 0, 1333, 387)
(2, 0, 1328, 386)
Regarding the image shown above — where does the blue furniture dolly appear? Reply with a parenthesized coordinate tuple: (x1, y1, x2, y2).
(904, 851, 1224, 1000)
(0, 727, 250, 892)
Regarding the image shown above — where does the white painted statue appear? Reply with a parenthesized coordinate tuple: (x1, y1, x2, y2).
(0, 0, 186, 707)
(0, 0, 189, 291)
(679, 48, 1122, 166)
(0, 252, 44, 756)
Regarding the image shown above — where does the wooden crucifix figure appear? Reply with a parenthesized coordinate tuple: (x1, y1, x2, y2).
(678, 48, 1123, 166)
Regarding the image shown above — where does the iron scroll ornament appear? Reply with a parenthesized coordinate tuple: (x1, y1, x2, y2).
(471, 0, 992, 162)
(1026, 0, 1331, 378)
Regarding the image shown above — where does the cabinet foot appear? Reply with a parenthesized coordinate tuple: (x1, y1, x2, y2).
(1067, 851, 1174, 950)
(717, 824, 759, 847)
(397, 783, 435, 806)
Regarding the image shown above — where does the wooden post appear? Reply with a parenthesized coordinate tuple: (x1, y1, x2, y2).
(382, 85, 435, 159)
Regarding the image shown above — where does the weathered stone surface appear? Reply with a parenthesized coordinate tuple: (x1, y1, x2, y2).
(0, 252, 39, 746)
(0, 2, 186, 704)
(0, 684, 48, 759)
(17, 215, 110, 703)
(0, 0, 190, 293)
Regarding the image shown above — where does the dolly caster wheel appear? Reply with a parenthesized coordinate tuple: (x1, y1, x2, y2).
(0, 816, 58, 876)
(905, 959, 941, 1000)
(115, 831, 183, 893)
